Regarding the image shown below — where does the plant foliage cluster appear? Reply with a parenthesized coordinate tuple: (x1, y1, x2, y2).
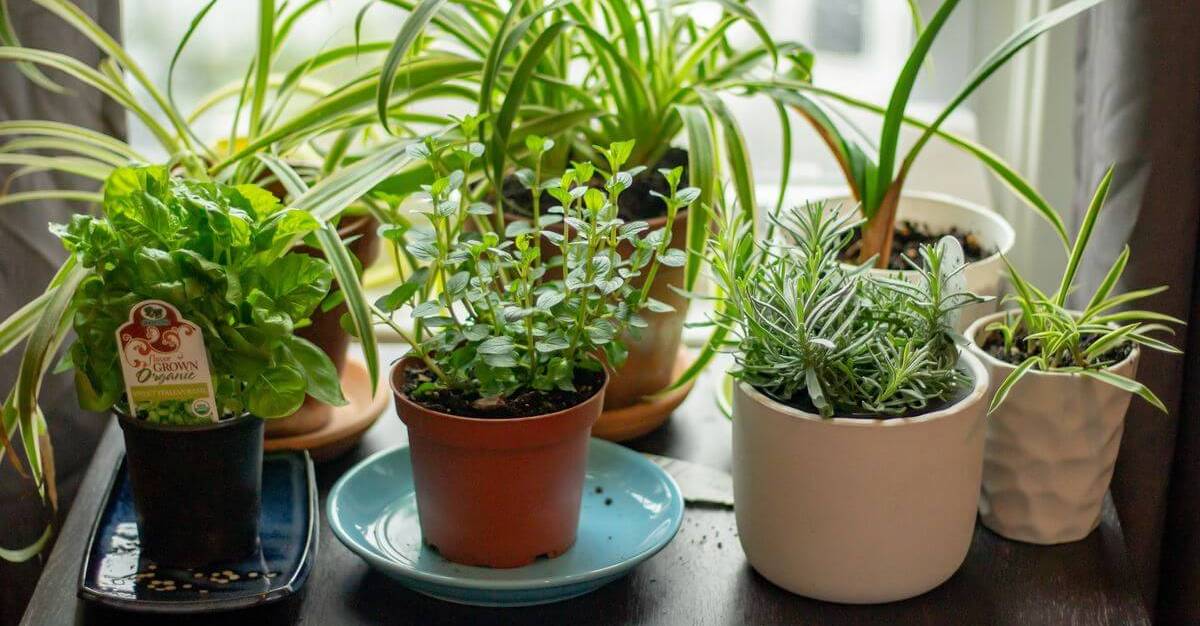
(708, 203, 985, 417)
(983, 167, 1183, 413)
(54, 166, 346, 422)
(372, 126, 693, 403)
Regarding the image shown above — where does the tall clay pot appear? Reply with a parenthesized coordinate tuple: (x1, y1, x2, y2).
(965, 311, 1140, 544)
(266, 215, 380, 437)
(390, 358, 607, 568)
(117, 413, 264, 567)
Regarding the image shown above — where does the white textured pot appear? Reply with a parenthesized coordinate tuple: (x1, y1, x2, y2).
(965, 311, 1140, 544)
(732, 352, 989, 604)
(817, 192, 1015, 331)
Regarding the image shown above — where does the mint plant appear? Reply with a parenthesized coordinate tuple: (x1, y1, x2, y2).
(374, 126, 693, 409)
(53, 166, 345, 423)
(708, 202, 986, 417)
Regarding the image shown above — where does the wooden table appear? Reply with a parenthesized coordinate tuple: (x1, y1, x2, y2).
(22, 346, 1151, 626)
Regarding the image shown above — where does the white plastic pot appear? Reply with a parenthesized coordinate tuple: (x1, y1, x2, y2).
(965, 311, 1140, 544)
(817, 192, 1016, 331)
(731, 351, 989, 604)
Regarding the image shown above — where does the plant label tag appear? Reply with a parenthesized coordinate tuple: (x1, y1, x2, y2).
(115, 300, 218, 423)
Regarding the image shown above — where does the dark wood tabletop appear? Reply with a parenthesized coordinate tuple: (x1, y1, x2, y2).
(22, 346, 1151, 626)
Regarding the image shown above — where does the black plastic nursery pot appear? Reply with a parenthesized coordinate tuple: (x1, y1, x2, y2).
(116, 412, 264, 567)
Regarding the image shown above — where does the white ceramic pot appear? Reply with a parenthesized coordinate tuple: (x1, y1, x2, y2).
(731, 351, 989, 604)
(965, 311, 1140, 544)
(816, 192, 1015, 331)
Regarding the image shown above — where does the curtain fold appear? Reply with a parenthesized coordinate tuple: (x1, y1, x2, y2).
(0, 3, 124, 625)
(1075, 0, 1200, 621)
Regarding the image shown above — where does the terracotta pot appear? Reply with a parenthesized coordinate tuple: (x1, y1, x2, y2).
(815, 191, 1016, 331)
(390, 358, 607, 568)
(266, 215, 381, 438)
(117, 413, 264, 567)
(505, 209, 690, 410)
(731, 352, 989, 603)
(965, 311, 1140, 544)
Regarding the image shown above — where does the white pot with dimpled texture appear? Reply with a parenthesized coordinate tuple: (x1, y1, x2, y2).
(965, 311, 1139, 544)
(731, 351, 989, 604)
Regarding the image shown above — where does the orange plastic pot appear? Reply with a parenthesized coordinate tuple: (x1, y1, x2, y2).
(390, 358, 607, 568)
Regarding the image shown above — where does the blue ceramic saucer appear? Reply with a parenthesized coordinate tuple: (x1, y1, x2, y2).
(328, 439, 684, 607)
(78, 452, 317, 613)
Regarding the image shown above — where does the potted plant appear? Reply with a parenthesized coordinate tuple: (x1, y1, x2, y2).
(0, 0, 452, 436)
(373, 0, 809, 437)
(375, 128, 679, 567)
(708, 202, 990, 603)
(0, 165, 347, 566)
(965, 167, 1182, 544)
(741, 0, 1110, 330)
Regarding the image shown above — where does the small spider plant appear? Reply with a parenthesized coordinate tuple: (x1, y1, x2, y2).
(983, 167, 1183, 413)
(706, 201, 986, 417)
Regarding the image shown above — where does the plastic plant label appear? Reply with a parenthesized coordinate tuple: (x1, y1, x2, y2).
(115, 300, 218, 424)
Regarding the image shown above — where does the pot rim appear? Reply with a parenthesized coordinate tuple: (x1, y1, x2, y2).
(114, 409, 258, 433)
(735, 349, 988, 428)
(964, 310, 1141, 378)
(810, 190, 1017, 270)
(389, 356, 609, 424)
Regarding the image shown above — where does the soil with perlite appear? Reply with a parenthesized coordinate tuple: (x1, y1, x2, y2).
(841, 220, 991, 269)
(502, 148, 689, 221)
(980, 329, 1133, 366)
(402, 365, 604, 419)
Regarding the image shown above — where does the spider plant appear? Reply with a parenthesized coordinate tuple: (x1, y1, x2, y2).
(983, 167, 1183, 413)
(375, 0, 813, 293)
(746, 0, 1109, 268)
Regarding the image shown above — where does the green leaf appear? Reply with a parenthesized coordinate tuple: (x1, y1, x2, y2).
(377, 0, 450, 133)
(247, 364, 307, 418)
(315, 223, 379, 391)
(872, 0, 962, 212)
(1078, 369, 1167, 413)
(260, 254, 333, 320)
(988, 356, 1039, 414)
(288, 335, 348, 407)
(676, 104, 716, 291)
(1057, 166, 1112, 306)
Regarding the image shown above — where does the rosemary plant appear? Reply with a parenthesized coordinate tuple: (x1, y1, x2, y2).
(708, 202, 985, 417)
(983, 167, 1182, 413)
(373, 125, 692, 407)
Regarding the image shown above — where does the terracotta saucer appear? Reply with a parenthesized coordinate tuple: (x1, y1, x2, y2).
(264, 359, 389, 462)
(592, 349, 696, 442)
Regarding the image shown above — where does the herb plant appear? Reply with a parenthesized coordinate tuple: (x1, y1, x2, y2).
(371, 128, 692, 408)
(54, 165, 345, 422)
(707, 202, 985, 417)
(983, 167, 1182, 413)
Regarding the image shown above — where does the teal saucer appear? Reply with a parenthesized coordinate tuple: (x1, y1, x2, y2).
(328, 439, 683, 607)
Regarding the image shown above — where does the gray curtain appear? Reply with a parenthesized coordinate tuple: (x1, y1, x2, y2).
(0, 2, 124, 625)
(1075, 0, 1200, 622)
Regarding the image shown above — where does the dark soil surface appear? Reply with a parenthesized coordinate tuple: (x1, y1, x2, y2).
(760, 367, 977, 420)
(980, 329, 1133, 366)
(402, 365, 604, 419)
(502, 148, 689, 222)
(841, 220, 991, 270)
